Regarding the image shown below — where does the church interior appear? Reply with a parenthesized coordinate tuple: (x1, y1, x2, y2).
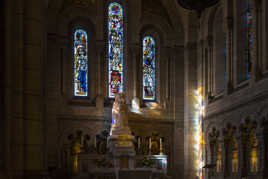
(1, 0, 268, 179)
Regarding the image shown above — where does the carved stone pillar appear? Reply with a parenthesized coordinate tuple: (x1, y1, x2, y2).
(184, 42, 198, 179)
(249, 0, 262, 84)
(96, 41, 105, 109)
(225, 16, 234, 94)
(129, 44, 140, 103)
(207, 36, 214, 96)
(256, 133, 264, 178)
(262, 122, 268, 178)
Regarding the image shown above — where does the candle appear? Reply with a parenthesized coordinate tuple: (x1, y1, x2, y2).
(160, 137, 163, 155)
(149, 138, 151, 150)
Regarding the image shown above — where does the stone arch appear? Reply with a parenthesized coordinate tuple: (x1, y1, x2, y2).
(139, 16, 172, 47)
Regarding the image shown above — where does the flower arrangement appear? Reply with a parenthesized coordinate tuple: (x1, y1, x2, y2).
(141, 157, 156, 168)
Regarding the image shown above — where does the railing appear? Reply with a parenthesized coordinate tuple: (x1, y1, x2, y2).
(77, 154, 168, 174)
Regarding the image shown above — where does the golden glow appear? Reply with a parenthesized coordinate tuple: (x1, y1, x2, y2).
(216, 147, 222, 172)
(251, 148, 258, 172)
(194, 88, 205, 178)
(232, 150, 238, 172)
(72, 141, 81, 174)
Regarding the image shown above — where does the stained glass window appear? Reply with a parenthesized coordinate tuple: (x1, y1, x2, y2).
(108, 2, 124, 98)
(142, 36, 156, 101)
(245, 1, 252, 79)
(74, 29, 88, 97)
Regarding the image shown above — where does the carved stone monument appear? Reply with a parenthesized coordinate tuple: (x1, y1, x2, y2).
(109, 93, 136, 169)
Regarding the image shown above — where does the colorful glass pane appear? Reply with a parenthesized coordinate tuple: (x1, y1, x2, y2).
(74, 29, 88, 97)
(246, 1, 252, 79)
(143, 36, 156, 101)
(108, 2, 124, 98)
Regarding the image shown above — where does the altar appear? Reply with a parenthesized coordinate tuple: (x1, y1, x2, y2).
(73, 93, 170, 179)
(77, 154, 168, 179)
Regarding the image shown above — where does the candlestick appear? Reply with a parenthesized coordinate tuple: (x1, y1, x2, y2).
(160, 137, 163, 155)
(94, 136, 97, 149)
(149, 138, 151, 150)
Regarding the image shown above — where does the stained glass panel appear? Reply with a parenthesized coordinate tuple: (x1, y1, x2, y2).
(108, 2, 124, 98)
(74, 29, 88, 97)
(143, 36, 156, 101)
(246, 1, 252, 79)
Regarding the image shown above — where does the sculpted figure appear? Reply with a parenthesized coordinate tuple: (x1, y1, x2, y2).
(110, 93, 131, 135)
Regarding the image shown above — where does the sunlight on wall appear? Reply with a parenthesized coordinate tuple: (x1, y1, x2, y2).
(251, 148, 258, 172)
(194, 88, 205, 179)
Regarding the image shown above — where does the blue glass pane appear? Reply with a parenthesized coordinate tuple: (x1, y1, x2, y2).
(108, 2, 124, 98)
(143, 36, 156, 101)
(246, 1, 252, 79)
(74, 29, 88, 97)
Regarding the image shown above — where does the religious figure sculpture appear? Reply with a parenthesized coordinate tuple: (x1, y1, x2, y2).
(109, 93, 136, 168)
(110, 93, 131, 136)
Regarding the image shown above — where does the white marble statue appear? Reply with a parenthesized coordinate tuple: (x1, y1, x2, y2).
(110, 93, 131, 136)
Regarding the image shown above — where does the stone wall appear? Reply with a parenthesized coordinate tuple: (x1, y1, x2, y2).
(196, 0, 268, 179)
(45, 0, 185, 179)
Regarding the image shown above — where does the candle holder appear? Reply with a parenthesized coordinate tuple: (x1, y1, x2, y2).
(159, 137, 164, 155)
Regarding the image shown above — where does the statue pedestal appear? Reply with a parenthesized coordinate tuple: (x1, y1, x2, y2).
(109, 134, 136, 169)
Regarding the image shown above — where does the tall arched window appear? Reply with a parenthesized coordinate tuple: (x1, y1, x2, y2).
(237, 0, 252, 82)
(74, 29, 88, 97)
(142, 36, 156, 101)
(108, 2, 124, 98)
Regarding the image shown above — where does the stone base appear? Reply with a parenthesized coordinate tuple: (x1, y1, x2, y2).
(109, 134, 136, 169)
(87, 168, 171, 179)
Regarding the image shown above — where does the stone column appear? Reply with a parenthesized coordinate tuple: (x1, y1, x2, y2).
(257, 133, 264, 178)
(4, 0, 25, 178)
(5, 0, 45, 178)
(239, 135, 249, 178)
(184, 42, 198, 179)
(249, 0, 262, 84)
(0, 0, 5, 174)
(96, 41, 105, 109)
(263, 132, 268, 178)
(207, 36, 214, 95)
(225, 16, 234, 94)
(173, 45, 184, 178)
(129, 44, 141, 103)
(22, 0, 46, 178)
